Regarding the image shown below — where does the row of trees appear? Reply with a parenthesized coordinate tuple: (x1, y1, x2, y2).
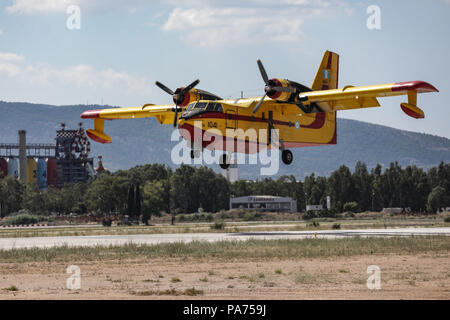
(0, 162, 449, 222)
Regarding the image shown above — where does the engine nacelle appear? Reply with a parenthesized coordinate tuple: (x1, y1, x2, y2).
(173, 88, 221, 106)
(266, 78, 292, 101)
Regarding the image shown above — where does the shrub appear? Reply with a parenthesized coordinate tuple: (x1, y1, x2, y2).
(302, 210, 317, 220)
(444, 216, 450, 223)
(307, 221, 320, 228)
(243, 211, 262, 221)
(102, 218, 112, 227)
(4, 213, 48, 226)
(332, 223, 341, 230)
(211, 221, 225, 230)
(318, 208, 337, 218)
(217, 210, 231, 220)
(177, 214, 186, 222)
(343, 202, 359, 213)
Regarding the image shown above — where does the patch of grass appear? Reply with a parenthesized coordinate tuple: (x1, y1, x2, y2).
(133, 288, 182, 296)
(275, 269, 282, 275)
(5, 285, 19, 291)
(295, 274, 314, 284)
(263, 281, 275, 287)
(258, 272, 265, 279)
(142, 279, 158, 283)
(208, 270, 215, 276)
(184, 287, 204, 296)
(0, 237, 448, 263)
(170, 277, 181, 283)
(199, 277, 208, 282)
(338, 268, 350, 273)
(352, 278, 366, 285)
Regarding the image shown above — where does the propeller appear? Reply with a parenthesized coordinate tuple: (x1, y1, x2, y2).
(252, 60, 295, 114)
(155, 79, 200, 127)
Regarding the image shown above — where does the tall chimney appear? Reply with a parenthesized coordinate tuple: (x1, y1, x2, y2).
(18, 130, 27, 182)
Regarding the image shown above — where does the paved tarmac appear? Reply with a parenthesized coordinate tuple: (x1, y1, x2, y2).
(0, 227, 448, 250)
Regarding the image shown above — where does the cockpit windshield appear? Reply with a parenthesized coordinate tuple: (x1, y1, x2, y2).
(181, 102, 223, 119)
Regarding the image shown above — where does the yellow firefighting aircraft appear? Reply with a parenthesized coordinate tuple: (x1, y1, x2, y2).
(81, 51, 438, 169)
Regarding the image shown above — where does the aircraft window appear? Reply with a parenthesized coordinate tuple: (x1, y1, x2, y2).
(206, 103, 216, 111)
(186, 102, 196, 111)
(214, 104, 223, 112)
(195, 102, 207, 109)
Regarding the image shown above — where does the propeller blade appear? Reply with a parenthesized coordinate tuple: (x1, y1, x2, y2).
(252, 94, 266, 114)
(270, 86, 295, 93)
(173, 104, 179, 127)
(155, 81, 174, 95)
(257, 59, 269, 85)
(182, 79, 200, 93)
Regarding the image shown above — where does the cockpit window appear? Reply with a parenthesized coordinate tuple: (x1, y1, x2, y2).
(194, 102, 208, 109)
(186, 102, 196, 111)
(181, 102, 223, 120)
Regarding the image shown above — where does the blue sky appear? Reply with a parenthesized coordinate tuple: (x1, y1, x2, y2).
(0, 0, 449, 138)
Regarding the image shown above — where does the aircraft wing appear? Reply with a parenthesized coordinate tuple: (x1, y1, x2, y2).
(81, 103, 177, 143)
(300, 81, 438, 116)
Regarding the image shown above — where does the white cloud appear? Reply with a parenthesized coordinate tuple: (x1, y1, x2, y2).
(6, 0, 73, 14)
(5, 0, 147, 14)
(0, 29, 3, 36)
(0, 51, 152, 96)
(162, 6, 332, 47)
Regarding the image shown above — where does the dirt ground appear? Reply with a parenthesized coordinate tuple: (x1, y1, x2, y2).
(0, 253, 448, 299)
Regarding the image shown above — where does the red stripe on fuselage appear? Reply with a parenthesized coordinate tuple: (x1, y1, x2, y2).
(187, 112, 327, 130)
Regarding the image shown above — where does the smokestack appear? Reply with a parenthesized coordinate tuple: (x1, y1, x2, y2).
(18, 130, 26, 182)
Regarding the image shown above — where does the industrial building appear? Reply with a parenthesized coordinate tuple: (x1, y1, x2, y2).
(0, 124, 99, 189)
(230, 195, 297, 212)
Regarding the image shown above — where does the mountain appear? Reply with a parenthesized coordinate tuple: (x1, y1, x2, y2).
(1, 101, 449, 179)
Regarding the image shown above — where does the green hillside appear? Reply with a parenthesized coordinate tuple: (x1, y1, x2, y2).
(1, 101, 449, 179)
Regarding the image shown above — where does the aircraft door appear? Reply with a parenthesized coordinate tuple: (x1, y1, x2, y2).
(268, 110, 273, 145)
(225, 110, 236, 129)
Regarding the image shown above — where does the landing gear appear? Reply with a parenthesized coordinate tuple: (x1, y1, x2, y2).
(282, 149, 293, 165)
(219, 154, 230, 170)
(190, 149, 201, 159)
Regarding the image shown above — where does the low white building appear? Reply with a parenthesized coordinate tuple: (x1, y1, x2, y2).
(230, 195, 297, 213)
(306, 204, 323, 211)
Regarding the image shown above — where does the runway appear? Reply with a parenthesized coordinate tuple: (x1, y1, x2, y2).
(0, 227, 449, 251)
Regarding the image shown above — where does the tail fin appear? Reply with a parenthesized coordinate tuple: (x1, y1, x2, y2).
(311, 51, 339, 91)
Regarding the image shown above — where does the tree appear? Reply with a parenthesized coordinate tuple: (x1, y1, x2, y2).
(135, 182, 142, 219)
(127, 183, 135, 218)
(142, 180, 165, 224)
(427, 186, 447, 213)
(86, 173, 129, 215)
(0, 176, 25, 216)
(22, 182, 45, 215)
(327, 165, 355, 212)
(353, 162, 372, 211)
(170, 165, 199, 213)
